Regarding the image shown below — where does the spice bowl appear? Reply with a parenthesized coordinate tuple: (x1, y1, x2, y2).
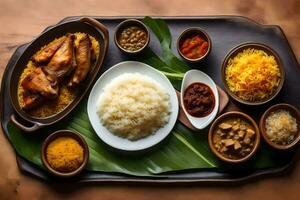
(208, 111, 260, 164)
(114, 19, 150, 55)
(41, 130, 89, 177)
(177, 27, 211, 62)
(259, 103, 300, 150)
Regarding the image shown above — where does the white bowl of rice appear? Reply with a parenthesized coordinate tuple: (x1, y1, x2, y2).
(87, 61, 179, 151)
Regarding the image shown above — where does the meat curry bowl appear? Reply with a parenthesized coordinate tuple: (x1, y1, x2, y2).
(9, 17, 109, 132)
(208, 111, 260, 164)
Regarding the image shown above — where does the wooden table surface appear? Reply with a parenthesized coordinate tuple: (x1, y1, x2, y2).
(1, 0, 300, 199)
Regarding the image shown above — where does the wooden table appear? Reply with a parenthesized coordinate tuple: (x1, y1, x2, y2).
(1, 0, 300, 199)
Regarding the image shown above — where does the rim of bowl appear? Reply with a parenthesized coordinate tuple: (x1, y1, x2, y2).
(41, 130, 89, 177)
(177, 27, 211, 62)
(259, 103, 300, 150)
(114, 19, 150, 54)
(208, 111, 261, 164)
(221, 42, 285, 106)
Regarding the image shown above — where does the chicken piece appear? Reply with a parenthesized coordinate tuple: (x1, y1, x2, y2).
(234, 141, 242, 150)
(21, 67, 58, 99)
(90, 48, 97, 63)
(222, 139, 235, 147)
(220, 146, 228, 153)
(32, 36, 66, 64)
(68, 33, 91, 87)
(240, 124, 247, 130)
(218, 123, 232, 130)
(246, 129, 255, 138)
(238, 130, 245, 138)
(43, 34, 75, 79)
(232, 125, 239, 132)
(243, 137, 251, 145)
(21, 91, 43, 110)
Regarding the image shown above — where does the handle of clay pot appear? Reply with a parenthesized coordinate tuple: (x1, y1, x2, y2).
(80, 17, 109, 51)
(10, 114, 42, 132)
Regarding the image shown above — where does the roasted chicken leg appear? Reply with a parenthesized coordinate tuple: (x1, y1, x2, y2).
(21, 67, 58, 99)
(32, 36, 66, 64)
(68, 33, 91, 87)
(43, 34, 75, 79)
(21, 91, 43, 110)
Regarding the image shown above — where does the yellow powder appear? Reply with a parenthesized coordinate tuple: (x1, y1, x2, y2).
(46, 137, 84, 172)
(225, 48, 281, 102)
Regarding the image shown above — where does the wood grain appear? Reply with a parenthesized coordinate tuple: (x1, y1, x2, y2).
(0, 0, 300, 200)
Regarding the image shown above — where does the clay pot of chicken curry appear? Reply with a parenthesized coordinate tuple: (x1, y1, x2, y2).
(9, 17, 109, 132)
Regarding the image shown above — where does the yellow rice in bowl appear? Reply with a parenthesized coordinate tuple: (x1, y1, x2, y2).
(225, 48, 281, 102)
(18, 33, 100, 118)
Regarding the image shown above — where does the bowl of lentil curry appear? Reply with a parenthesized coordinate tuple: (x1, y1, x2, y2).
(221, 42, 285, 106)
(177, 27, 211, 62)
(208, 111, 260, 164)
(114, 19, 149, 54)
(41, 130, 89, 177)
(259, 103, 300, 150)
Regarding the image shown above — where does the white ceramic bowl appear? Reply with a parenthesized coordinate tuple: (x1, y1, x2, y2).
(87, 61, 179, 151)
(180, 70, 219, 130)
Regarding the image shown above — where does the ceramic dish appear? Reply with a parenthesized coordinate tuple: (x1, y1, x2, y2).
(181, 70, 219, 129)
(259, 103, 300, 150)
(41, 130, 89, 177)
(9, 17, 109, 132)
(208, 111, 260, 164)
(221, 42, 285, 106)
(87, 61, 179, 151)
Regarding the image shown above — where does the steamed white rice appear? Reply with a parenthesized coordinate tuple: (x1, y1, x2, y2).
(97, 73, 170, 140)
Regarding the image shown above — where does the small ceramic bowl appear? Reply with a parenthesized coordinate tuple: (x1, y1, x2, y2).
(180, 70, 219, 130)
(259, 103, 300, 150)
(177, 27, 211, 62)
(208, 111, 260, 164)
(41, 130, 89, 177)
(114, 19, 150, 54)
(221, 42, 285, 106)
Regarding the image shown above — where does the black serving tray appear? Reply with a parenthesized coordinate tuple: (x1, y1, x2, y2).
(1, 16, 300, 183)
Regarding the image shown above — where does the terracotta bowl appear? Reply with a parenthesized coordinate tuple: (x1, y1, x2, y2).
(208, 111, 260, 164)
(221, 42, 285, 106)
(259, 103, 300, 150)
(114, 19, 150, 55)
(177, 27, 211, 63)
(41, 130, 89, 177)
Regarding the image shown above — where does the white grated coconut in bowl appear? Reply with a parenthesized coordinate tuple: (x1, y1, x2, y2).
(265, 109, 298, 145)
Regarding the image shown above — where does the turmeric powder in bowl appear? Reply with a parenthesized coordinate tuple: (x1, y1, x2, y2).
(46, 136, 84, 172)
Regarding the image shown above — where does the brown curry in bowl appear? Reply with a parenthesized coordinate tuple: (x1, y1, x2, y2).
(208, 112, 260, 164)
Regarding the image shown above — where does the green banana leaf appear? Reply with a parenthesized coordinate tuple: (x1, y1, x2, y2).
(5, 17, 291, 177)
